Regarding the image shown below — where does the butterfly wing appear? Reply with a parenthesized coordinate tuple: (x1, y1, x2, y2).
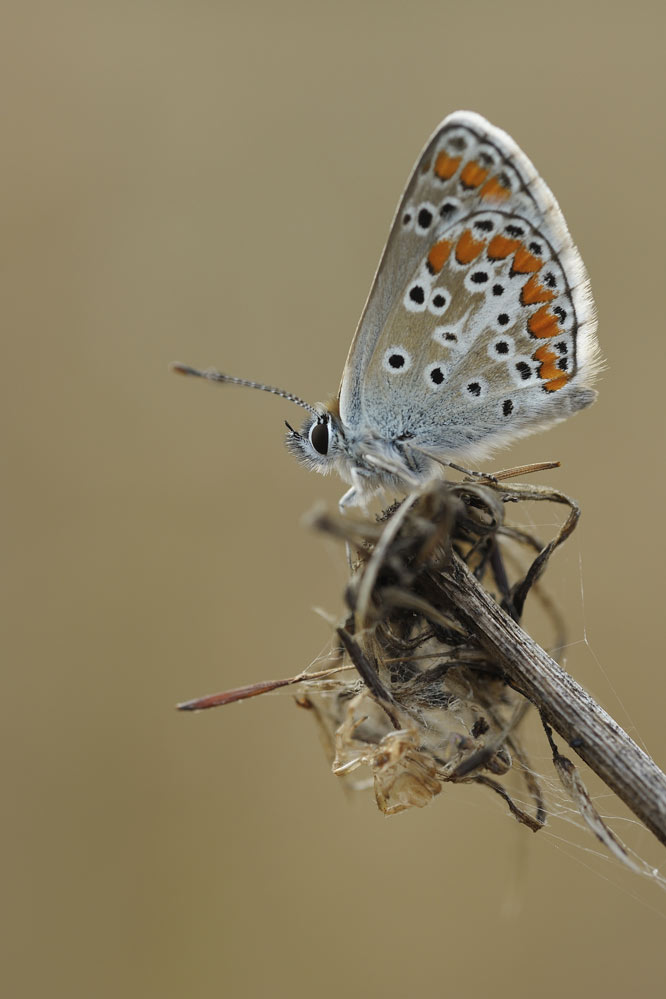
(339, 111, 599, 461)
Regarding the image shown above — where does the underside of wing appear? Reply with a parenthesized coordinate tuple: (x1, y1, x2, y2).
(339, 112, 600, 460)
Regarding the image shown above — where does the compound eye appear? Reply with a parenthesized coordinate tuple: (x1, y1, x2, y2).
(309, 420, 329, 456)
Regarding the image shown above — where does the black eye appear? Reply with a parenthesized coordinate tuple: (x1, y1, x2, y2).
(309, 421, 329, 455)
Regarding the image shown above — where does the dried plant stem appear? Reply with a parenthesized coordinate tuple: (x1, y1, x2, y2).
(439, 552, 666, 847)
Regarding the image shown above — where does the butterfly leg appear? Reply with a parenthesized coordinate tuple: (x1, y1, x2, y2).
(338, 468, 370, 512)
(339, 487, 357, 511)
(445, 461, 499, 485)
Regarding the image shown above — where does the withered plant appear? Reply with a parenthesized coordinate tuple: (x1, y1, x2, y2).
(180, 468, 666, 861)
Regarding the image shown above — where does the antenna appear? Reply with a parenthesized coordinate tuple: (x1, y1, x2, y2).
(170, 363, 320, 419)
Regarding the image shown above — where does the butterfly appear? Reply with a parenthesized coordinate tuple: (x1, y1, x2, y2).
(173, 111, 600, 508)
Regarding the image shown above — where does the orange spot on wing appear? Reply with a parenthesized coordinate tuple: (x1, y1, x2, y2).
(460, 161, 489, 188)
(521, 274, 555, 306)
(533, 344, 557, 366)
(512, 245, 543, 273)
(543, 374, 570, 392)
(427, 239, 452, 274)
(480, 176, 511, 200)
(434, 151, 461, 180)
(455, 229, 485, 264)
(528, 306, 562, 339)
(487, 235, 520, 260)
(533, 345, 569, 390)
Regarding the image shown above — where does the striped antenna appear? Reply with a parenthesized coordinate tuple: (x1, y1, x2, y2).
(170, 363, 320, 419)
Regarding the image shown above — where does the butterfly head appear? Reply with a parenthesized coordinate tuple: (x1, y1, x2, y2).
(284, 406, 347, 476)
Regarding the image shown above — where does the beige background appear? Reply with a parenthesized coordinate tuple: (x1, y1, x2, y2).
(4, 2, 666, 997)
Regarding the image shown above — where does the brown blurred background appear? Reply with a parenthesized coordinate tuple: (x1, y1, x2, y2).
(4, 2, 666, 996)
